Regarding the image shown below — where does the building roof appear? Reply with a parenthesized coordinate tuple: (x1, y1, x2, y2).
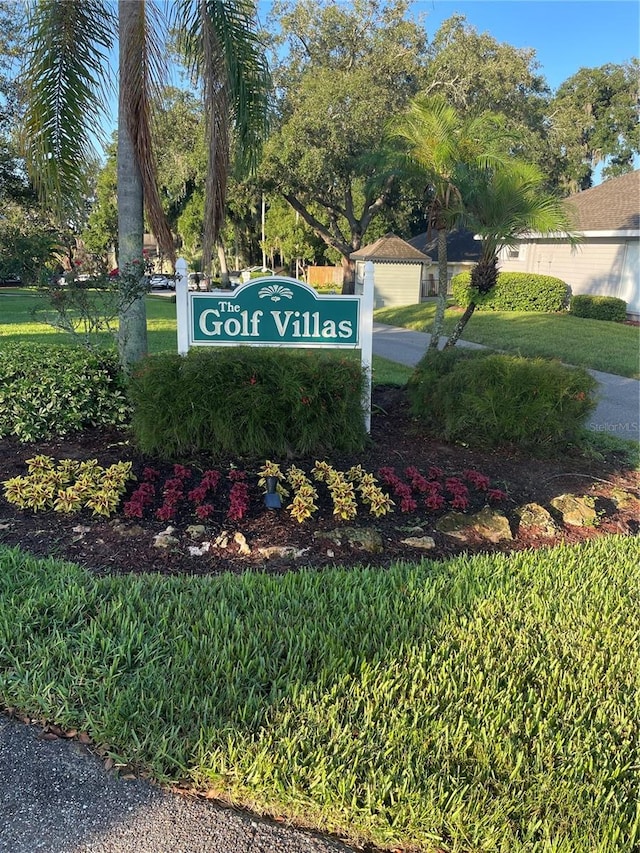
(350, 233, 431, 263)
(407, 229, 482, 263)
(566, 170, 639, 231)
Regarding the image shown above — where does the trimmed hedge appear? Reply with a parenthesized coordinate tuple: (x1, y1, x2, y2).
(571, 294, 627, 322)
(451, 271, 570, 312)
(0, 343, 129, 443)
(407, 348, 597, 453)
(128, 347, 367, 459)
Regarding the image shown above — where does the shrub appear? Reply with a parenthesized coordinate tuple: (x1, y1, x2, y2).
(451, 270, 570, 312)
(128, 347, 367, 459)
(0, 343, 130, 442)
(571, 294, 627, 322)
(408, 349, 597, 453)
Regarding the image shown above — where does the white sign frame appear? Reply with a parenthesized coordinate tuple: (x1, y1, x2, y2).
(175, 260, 375, 431)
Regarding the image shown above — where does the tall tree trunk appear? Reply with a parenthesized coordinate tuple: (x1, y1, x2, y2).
(428, 227, 449, 350)
(444, 302, 476, 348)
(117, 0, 147, 370)
(217, 240, 230, 288)
(444, 255, 497, 347)
(341, 255, 356, 295)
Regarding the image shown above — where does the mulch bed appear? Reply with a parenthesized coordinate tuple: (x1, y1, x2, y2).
(0, 387, 638, 577)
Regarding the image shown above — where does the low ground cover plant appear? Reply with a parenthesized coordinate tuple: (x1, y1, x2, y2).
(570, 294, 627, 322)
(0, 536, 637, 852)
(3, 456, 133, 516)
(4, 456, 506, 525)
(128, 347, 367, 459)
(0, 343, 129, 442)
(451, 271, 570, 312)
(408, 349, 597, 453)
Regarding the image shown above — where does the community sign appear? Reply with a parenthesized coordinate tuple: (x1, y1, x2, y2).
(183, 277, 361, 349)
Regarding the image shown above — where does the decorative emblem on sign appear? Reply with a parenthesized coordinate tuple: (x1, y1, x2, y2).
(258, 284, 294, 301)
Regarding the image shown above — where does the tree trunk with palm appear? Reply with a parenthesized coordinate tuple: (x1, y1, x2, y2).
(117, 0, 146, 368)
(444, 255, 497, 348)
(21, 0, 270, 369)
(386, 95, 513, 354)
(443, 162, 575, 348)
(429, 218, 450, 351)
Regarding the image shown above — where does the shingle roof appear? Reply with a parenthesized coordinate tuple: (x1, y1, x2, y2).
(407, 229, 482, 263)
(350, 233, 431, 263)
(566, 170, 639, 231)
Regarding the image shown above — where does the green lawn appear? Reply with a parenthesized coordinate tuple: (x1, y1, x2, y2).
(0, 289, 412, 385)
(3, 289, 637, 378)
(0, 288, 178, 352)
(374, 302, 640, 379)
(0, 536, 638, 852)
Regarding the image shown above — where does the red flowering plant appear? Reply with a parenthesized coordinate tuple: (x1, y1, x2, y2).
(227, 470, 250, 521)
(123, 464, 227, 523)
(377, 465, 507, 515)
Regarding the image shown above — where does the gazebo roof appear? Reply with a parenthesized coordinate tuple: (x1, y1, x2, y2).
(350, 233, 431, 263)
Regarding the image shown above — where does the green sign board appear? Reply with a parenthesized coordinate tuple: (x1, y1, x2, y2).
(189, 278, 360, 347)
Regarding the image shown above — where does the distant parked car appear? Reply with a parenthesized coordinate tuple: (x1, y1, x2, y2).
(188, 272, 208, 291)
(0, 273, 22, 287)
(149, 274, 174, 289)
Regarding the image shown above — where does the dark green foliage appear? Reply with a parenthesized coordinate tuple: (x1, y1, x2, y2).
(451, 270, 570, 312)
(570, 294, 627, 322)
(0, 343, 129, 442)
(128, 348, 367, 459)
(408, 349, 597, 453)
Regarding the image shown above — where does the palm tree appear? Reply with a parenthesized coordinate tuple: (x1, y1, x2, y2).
(21, 0, 269, 369)
(444, 161, 575, 348)
(387, 95, 514, 350)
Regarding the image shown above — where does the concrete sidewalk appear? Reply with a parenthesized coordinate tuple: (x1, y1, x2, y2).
(373, 323, 640, 442)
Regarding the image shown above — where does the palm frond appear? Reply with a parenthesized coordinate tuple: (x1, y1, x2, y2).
(173, 0, 270, 262)
(119, 0, 175, 262)
(21, 0, 114, 217)
(462, 161, 577, 261)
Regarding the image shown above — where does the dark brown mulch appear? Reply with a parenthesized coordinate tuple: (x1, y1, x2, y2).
(0, 387, 638, 577)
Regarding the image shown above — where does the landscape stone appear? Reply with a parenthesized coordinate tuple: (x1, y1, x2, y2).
(550, 493, 597, 527)
(437, 509, 512, 543)
(212, 531, 230, 549)
(609, 487, 637, 509)
(435, 512, 470, 540)
(110, 521, 143, 538)
(258, 546, 310, 560)
(401, 535, 436, 550)
(153, 527, 179, 549)
(233, 531, 251, 555)
(516, 503, 558, 537)
(470, 508, 513, 542)
(314, 527, 383, 552)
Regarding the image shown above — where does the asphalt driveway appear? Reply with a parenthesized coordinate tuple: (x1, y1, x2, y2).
(0, 716, 353, 853)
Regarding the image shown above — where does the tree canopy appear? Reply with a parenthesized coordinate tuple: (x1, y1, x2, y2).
(262, 0, 429, 292)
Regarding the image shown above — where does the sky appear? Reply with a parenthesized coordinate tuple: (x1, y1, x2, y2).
(258, 0, 639, 93)
(408, 0, 639, 91)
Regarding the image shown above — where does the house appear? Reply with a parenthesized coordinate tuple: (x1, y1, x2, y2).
(498, 170, 640, 319)
(351, 233, 431, 308)
(407, 229, 482, 296)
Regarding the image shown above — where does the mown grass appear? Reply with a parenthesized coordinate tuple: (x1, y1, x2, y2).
(1, 537, 638, 852)
(374, 302, 640, 379)
(0, 288, 405, 384)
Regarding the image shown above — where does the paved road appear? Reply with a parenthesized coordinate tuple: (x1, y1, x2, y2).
(373, 323, 640, 442)
(0, 717, 354, 853)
